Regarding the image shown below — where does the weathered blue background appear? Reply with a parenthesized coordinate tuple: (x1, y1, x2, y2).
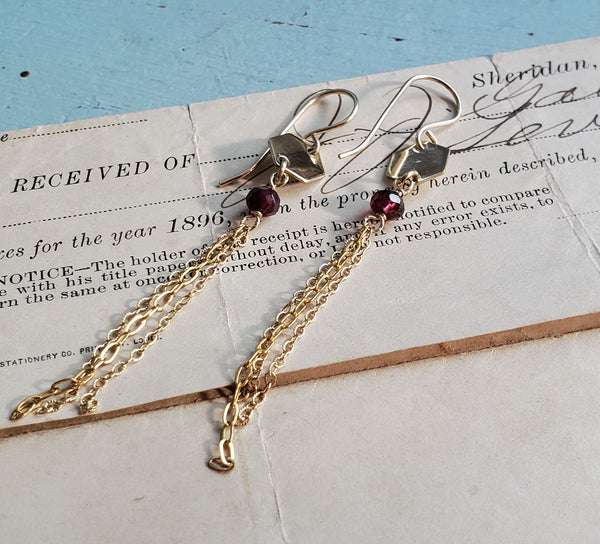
(1, 0, 598, 131)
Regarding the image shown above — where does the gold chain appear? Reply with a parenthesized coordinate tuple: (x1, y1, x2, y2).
(11, 215, 261, 421)
(208, 213, 385, 471)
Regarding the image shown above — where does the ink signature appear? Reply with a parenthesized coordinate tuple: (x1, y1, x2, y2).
(220, 76, 599, 206)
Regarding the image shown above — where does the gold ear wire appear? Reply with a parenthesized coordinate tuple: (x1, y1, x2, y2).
(339, 74, 461, 159)
(218, 88, 359, 188)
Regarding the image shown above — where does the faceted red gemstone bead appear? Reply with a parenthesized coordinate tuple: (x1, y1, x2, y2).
(246, 186, 280, 217)
(370, 189, 404, 220)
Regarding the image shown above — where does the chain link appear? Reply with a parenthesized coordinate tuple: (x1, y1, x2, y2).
(11, 216, 260, 421)
(209, 213, 384, 470)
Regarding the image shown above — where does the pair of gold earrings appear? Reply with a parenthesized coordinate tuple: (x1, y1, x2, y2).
(12, 75, 462, 473)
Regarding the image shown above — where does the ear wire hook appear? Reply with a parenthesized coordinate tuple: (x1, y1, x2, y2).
(338, 74, 461, 160)
(291, 88, 359, 144)
(218, 88, 359, 188)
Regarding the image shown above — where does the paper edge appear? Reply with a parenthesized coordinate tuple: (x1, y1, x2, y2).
(3, 311, 598, 439)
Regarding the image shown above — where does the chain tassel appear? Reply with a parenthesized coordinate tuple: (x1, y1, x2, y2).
(11, 216, 260, 421)
(208, 214, 385, 471)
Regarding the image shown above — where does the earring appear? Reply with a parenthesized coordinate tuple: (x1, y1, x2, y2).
(208, 74, 462, 471)
(10, 88, 359, 422)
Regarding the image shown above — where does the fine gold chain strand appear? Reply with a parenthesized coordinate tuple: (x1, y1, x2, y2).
(209, 213, 385, 471)
(11, 215, 261, 421)
(78, 226, 248, 414)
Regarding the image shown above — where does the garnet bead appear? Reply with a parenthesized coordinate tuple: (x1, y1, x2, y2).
(370, 189, 404, 220)
(246, 186, 280, 217)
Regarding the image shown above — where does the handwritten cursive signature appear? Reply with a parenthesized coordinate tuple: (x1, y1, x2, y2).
(220, 75, 599, 205)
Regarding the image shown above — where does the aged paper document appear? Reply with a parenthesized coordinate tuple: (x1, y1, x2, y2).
(1, 37, 599, 434)
(2, 330, 599, 542)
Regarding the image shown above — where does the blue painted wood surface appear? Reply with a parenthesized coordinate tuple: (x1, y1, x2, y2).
(1, 0, 598, 131)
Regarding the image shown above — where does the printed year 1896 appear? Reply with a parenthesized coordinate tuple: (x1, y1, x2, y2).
(167, 212, 231, 233)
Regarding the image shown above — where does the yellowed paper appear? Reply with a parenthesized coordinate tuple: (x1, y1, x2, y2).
(1, 37, 599, 431)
